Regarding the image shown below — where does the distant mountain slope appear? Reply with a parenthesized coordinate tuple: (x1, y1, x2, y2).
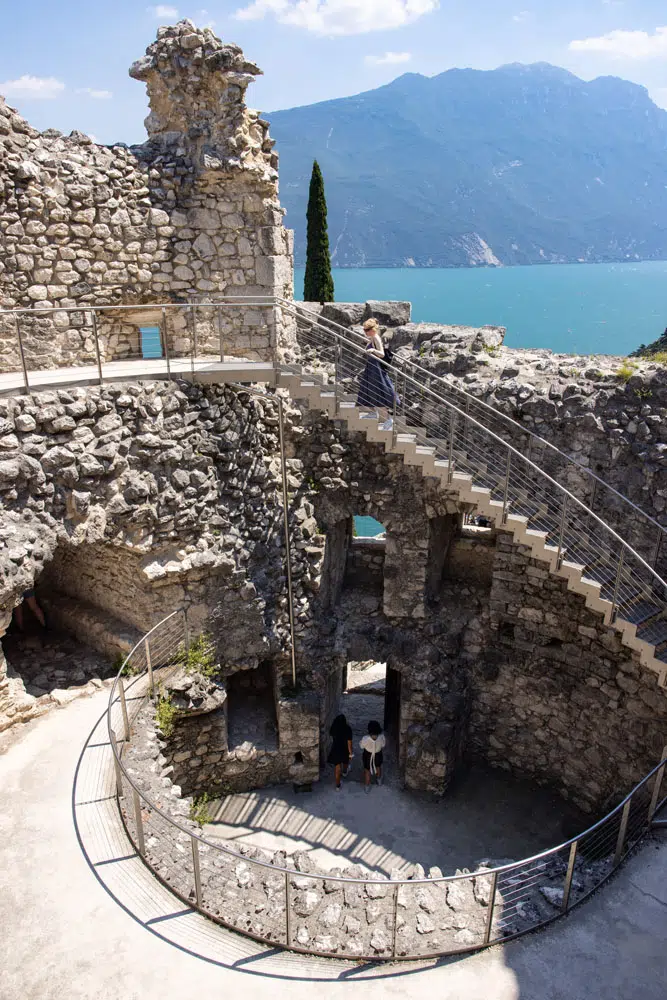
(267, 63, 667, 268)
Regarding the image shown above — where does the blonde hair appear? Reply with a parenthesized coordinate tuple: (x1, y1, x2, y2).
(363, 318, 380, 332)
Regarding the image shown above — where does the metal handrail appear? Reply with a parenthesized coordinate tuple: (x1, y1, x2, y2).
(107, 610, 667, 960)
(276, 298, 667, 595)
(285, 299, 667, 545)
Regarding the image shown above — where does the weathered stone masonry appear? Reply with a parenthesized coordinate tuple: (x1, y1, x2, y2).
(0, 20, 294, 369)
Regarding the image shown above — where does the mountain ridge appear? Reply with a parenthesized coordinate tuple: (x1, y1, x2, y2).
(266, 62, 667, 268)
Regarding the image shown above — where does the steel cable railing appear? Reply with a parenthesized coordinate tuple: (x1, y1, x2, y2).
(278, 300, 667, 661)
(286, 299, 666, 573)
(107, 611, 667, 961)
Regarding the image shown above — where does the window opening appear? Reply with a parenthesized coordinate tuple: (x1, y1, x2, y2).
(140, 325, 163, 359)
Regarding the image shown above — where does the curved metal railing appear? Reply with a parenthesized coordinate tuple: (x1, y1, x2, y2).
(108, 610, 667, 961)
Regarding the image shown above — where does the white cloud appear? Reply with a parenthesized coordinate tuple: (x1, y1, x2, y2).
(651, 87, 667, 109)
(234, 0, 439, 36)
(150, 5, 179, 18)
(197, 8, 216, 28)
(512, 10, 531, 23)
(0, 75, 65, 100)
(76, 87, 113, 100)
(569, 25, 667, 59)
(365, 51, 412, 66)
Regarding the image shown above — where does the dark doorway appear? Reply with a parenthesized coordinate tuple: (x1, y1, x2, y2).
(226, 661, 278, 751)
(340, 659, 400, 784)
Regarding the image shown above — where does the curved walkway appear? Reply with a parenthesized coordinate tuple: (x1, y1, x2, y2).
(1, 691, 666, 1000)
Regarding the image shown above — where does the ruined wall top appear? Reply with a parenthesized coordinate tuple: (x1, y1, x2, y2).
(129, 20, 277, 184)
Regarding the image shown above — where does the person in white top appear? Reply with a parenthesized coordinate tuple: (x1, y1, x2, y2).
(360, 720, 386, 793)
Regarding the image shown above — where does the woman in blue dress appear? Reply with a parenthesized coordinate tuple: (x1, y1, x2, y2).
(356, 318, 398, 431)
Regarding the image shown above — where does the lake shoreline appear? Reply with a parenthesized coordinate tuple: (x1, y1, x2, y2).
(294, 260, 667, 357)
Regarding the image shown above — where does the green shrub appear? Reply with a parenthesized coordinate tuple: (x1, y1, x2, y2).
(634, 386, 653, 399)
(174, 632, 220, 679)
(189, 792, 214, 827)
(615, 360, 638, 383)
(155, 693, 177, 737)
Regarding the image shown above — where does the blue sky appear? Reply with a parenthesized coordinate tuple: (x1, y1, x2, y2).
(2, 1, 667, 144)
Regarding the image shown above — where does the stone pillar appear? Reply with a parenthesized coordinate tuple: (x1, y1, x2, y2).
(383, 525, 429, 618)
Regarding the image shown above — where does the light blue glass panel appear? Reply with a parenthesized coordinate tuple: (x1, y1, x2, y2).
(140, 326, 162, 359)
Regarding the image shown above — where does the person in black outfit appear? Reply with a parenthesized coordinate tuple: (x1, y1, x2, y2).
(327, 713, 353, 790)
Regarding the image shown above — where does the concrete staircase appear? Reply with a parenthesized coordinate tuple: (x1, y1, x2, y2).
(278, 368, 667, 689)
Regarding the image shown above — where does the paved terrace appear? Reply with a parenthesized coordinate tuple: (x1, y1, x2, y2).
(1, 690, 666, 1000)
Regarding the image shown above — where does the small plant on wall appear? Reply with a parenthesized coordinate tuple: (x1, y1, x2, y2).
(189, 792, 214, 827)
(174, 632, 220, 679)
(155, 690, 177, 738)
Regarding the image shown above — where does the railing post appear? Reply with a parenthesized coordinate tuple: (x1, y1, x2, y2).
(90, 310, 103, 385)
(190, 303, 197, 377)
(447, 411, 457, 483)
(391, 883, 400, 957)
(132, 788, 146, 856)
(161, 307, 171, 380)
(109, 728, 124, 799)
(556, 495, 568, 568)
(277, 396, 297, 689)
(284, 870, 292, 947)
(391, 388, 398, 448)
(14, 315, 30, 394)
(145, 637, 154, 698)
(334, 340, 341, 415)
(648, 748, 667, 822)
(610, 549, 625, 622)
(589, 476, 597, 513)
(613, 797, 632, 866)
(652, 530, 662, 573)
(217, 303, 225, 362)
(561, 841, 578, 912)
(118, 675, 130, 742)
(182, 608, 190, 653)
(483, 871, 498, 944)
(502, 451, 512, 523)
(191, 835, 203, 907)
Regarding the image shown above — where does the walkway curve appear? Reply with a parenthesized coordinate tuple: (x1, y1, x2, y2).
(1, 691, 666, 999)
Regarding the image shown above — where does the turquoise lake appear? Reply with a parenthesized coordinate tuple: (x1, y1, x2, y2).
(295, 261, 667, 357)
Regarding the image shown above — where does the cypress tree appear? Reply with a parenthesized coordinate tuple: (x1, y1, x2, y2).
(304, 160, 334, 303)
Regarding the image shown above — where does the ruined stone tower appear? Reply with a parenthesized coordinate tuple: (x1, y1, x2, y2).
(0, 20, 294, 367)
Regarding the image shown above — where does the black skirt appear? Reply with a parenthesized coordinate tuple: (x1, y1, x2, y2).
(362, 749, 384, 771)
(328, 740, 350, 767)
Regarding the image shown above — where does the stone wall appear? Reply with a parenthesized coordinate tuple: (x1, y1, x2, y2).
(345, 537, 385, 590)
(466, 531, 667, 811)
(156, 667, 320, 795)
(0, 20, 294, 368)
(296, 408, 667, 809)
(0, 379, 322, 732)
(0, 372, 665, 813)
